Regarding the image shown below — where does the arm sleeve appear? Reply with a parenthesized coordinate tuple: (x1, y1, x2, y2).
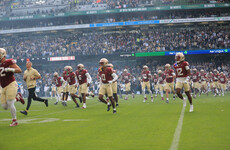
(85, 73, 92, 84)
(112, 73, 118, 82)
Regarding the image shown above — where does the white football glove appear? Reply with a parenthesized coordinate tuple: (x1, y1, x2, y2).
(4, 68, 15, 72)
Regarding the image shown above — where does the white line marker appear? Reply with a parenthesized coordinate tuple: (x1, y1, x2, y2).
(63, 119, 89, 122)
(169, 105, 186, 150)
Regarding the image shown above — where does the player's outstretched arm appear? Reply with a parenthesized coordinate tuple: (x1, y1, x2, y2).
(8, 64, 22, 73)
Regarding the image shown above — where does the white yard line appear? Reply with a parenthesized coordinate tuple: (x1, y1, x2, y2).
(169, 105, 186, 150)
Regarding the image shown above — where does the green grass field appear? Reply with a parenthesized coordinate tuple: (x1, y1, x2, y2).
(0, 94, 230, 150)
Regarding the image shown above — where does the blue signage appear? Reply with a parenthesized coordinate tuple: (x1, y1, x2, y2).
(165, 49, 229, 56)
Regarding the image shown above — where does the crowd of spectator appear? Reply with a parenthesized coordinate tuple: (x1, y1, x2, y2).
(1, 27, 229, 59)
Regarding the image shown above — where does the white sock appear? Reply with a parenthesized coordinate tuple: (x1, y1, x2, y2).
(148, 90, 153, 97)
(7, 100, 17, 120)
(160, 91, 163, 97)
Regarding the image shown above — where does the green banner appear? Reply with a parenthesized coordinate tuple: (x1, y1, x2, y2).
(0, 3, 229, 22)
(135, 52, 165, 57)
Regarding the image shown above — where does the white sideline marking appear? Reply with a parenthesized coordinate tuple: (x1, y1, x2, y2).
(169, 105, 186, 150)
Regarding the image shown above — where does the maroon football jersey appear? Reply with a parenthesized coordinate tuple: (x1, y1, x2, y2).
(63, 71, 68, 81)
(158, 73, 165, 84)
(76, 69, 88, 85)
(141, 70, 151, 82)
(200, 73, 207, 81)
(212, 73, 219, 82)
(0, 59, 16, 88)
(152, 76, 158, 84)
(98, 67, 113, 84)
(122, 73, 131, 84)
(173, 61, 190, 78)
(165, 69, 174, 83)
(208, 74, 213, 82)
(66, 72, 76, 85)
(219, 74, 227, 84)
(191, 72, 200, 82)
(53, 77, 62, 87)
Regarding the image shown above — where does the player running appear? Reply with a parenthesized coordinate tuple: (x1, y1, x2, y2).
(164, 64, 176, 103)
(200, 69, 208, 96)
(0, 48, 22, 126)
(75, 64, 92, 109)
(98, 58, 118, 114)
(66, 66, 81, 108)
(173, 53, 193, 112)
(141, 65, 154, 102)
(219, 72, 227, 96)
(191, 68, 200, 99)
(152, 73, 159, 97)
(121, 69, 134, 100)
(158, 70, 165, 101)
(53, 72, 66, 105)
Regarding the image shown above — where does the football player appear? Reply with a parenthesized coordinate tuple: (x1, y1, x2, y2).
(66, 66, 81, 108)
(212, 69, 220, 96)
(200, 69, 207, 96)
(219, 72, 227, 96)
(173, 53, 193, 112)
(207, 72, 213, 96)
(98, 58, 118, 114)
(62, 66, 69, 106)
(152, 73, 159, 97)
(76, 64, 92, 109)
(191, 68, 200, 99)
(158, 70, 165, 101)
(141, 65, 154, 102)
(164, 64, 176, 103)
(107, 64, 119, 106)
(0, 48, 22, 126)
(53, 72, 66, 105)
(121, 69, 134, 100)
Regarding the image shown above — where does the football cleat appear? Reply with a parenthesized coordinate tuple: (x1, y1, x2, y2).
(151, 96, 154, 102)
(76, 103, 80, 108)
(113, 110, 117, 114)
(161, 97, 164, 101)
(166, 99, 169, 103)
(107, 104, 111, 111)
(20, 110, 28, 115)
(44, 99, 48, 107)
(189, 105, 194, 112)
(54, 102, 58, 105)
(173, 95, 176, 100)
(116, 103, 119, 107)
(143, 97, 147, 102)
(132, 93, 135, 98)
(9, 121, 18, 127)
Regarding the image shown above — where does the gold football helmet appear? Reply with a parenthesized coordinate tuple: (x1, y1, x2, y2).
(99, 58, 109, 67)
(143, 65, 148, 70)
(77, 64, 84, 70)
(53, 72, 58, 77)
(175, 53, 185, 63)
(107, 63, 113, 68)
(165, 64, 171, 70)
(0, 48, 6, 61)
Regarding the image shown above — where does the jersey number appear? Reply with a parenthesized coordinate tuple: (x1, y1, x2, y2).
(142, 74, 147, 79)
(101, 74, 106, 81)
(176, 68, 183, 76)
(0, 67, 6, 77)
(78, 75, 82, 80)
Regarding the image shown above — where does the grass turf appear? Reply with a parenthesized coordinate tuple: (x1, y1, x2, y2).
(0, 94, 229, 150)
